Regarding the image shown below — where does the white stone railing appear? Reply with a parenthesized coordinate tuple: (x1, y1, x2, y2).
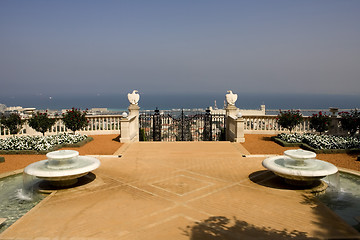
(0, 110, 351, 141)
(243, 115, 312, 134)
(0, 115, 122, 139)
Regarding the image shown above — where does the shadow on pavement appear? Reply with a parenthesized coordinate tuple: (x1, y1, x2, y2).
(182, 216, 315, 240)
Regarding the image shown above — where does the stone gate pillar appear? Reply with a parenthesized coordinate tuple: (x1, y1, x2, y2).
(120, 90, 140, 142)
(224, 90, 245, 142)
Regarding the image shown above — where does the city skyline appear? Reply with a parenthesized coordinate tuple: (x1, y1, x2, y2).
(1, 1, 360, 101)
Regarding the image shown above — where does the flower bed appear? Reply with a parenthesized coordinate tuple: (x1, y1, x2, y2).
(274, 133, 360, 153)
(0, 133, 92, 154)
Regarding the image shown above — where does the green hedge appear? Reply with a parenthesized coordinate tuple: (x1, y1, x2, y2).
(0, 137, 93, 155)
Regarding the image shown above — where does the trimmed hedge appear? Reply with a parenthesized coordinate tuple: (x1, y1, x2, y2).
(0, 137, 93, 155)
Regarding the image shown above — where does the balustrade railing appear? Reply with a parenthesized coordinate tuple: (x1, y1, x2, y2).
(0, 113, 351, 140)
(0, 115, 122, 138)
(243, 115, 312, 134)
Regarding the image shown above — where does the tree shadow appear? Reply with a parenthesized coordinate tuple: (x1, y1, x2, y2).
(182, 216, 315, 240)
(248, 171, 360, 237)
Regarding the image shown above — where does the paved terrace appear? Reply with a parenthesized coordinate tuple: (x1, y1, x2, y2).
(1, 142, 360, 239)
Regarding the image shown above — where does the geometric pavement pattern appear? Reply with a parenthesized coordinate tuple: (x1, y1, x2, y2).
(1, 142, 359, 239)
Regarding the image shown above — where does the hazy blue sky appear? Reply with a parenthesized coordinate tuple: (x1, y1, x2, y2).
(1, 0, 360, 99)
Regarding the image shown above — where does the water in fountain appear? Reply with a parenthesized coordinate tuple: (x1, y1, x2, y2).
(16, 173, 35, 201)
(15, 172, 44, 202)
(323, 172, 341, 191)
(317, 172, 360, 231)
(0, 174, 46, 234)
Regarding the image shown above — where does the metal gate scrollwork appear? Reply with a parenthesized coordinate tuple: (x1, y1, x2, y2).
(139, 108, 225, 142)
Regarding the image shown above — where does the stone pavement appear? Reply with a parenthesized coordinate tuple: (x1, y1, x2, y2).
(1, 142, 359, 239)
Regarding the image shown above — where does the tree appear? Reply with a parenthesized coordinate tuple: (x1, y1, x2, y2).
(339, 109, 360, 135)
(276, 110, 303, 133)
(0, 113, 25, 135)
(62, 108, 89, 133)
(28, 111, 57, 136)
(309, 111, 330, 134)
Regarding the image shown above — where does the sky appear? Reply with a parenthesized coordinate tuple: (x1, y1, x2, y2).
(1, 0, 360, 102)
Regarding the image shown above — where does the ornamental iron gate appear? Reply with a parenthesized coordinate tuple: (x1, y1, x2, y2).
(139, 109, 225, 141)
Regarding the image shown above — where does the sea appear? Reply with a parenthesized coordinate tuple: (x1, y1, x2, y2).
(1, 92, 359, 116)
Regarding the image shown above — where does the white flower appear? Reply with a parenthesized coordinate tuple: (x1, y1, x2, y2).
(278, 133, 360, 150)
(0, 133, 88, 151)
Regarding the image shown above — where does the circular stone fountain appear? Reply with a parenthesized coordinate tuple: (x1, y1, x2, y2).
(24, 150, 100, 187)
(262, 149, 338, 186)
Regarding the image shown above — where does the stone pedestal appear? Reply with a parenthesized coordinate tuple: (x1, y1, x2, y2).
(225, 105, 245, 142)
(225, 105, 238, 118)
(234, 117, 245, 143)
(128, 104, 140, 142)
(120, 117, 131, 142)
(120, 104, 140, 143)
(128, 104, 140, 118)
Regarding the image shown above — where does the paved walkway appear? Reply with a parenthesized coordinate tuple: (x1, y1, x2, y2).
(1, 142, 359, 239)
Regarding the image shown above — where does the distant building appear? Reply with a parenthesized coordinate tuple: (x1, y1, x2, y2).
(90, 108, 108, 113)
(0, 105, 36, 117)
(6, 106, 23, 112)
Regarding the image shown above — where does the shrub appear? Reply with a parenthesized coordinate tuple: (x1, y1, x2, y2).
(276, 110, 303, 133)
(28, 111, 57, 136)
(309, 111, 331, 134)
(62, 108, 89, 133)
(0, 113, 25, 135)
(339, 109, 360, 135)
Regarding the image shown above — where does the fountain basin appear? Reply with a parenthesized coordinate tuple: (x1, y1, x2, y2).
(262, 154, 338, 186)
(24, 150, 100, 187)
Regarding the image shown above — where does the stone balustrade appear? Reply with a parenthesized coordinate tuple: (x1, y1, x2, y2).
(0, 115, 123, 139)
(243, 115, 311, 134)
(0, 108, 350, 142)
(226, 115, 245, 142)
